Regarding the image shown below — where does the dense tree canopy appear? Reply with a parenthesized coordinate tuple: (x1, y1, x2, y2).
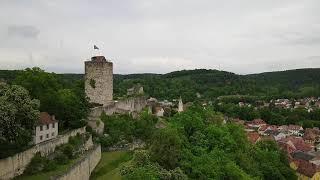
(121, 106, 296, 179)
(214, 102, 320, 128)
(0, 83, 40, 158)
(13, 67, 89, 130)
(2, 68, 320, 102)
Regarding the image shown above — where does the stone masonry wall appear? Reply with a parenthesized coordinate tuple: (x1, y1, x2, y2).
(85, 60, 113, 106)
(87, 96, 147, 134)
(0, 127, 86, 180)
(51, 145, 101, 180)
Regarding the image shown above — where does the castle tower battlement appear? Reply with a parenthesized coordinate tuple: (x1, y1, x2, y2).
(85, 56, 113, 106)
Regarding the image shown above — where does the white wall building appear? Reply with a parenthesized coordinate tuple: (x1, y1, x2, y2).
(34, 112, 58, 144)
(155, 107, 164, 117)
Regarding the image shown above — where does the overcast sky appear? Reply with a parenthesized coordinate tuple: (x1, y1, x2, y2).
(0, 0, 320, 74)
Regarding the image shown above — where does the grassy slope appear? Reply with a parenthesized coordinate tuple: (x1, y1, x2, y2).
(15, 157, 80, 180)
(90, 151, 133, 180)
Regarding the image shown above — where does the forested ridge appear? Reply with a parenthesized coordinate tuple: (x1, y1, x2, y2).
(1, 68, 320, 101)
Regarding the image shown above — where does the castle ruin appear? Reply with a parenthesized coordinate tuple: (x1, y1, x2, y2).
(85, 56, 113, 106)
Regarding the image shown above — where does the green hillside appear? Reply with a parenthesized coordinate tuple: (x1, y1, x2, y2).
(1, 68, 320, 101)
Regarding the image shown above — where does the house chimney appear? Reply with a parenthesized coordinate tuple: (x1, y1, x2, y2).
(52, 115, 55, 120)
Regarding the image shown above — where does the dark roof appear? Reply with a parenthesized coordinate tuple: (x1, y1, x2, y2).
(91, 56, 107, 62)
(39, 112, 57, 125)
(292, 151, 315, 161)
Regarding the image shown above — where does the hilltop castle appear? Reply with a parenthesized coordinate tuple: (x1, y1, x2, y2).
(85, 56, 113, 106)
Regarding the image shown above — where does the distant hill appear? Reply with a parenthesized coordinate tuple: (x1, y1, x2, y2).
(1, 68, 320, 101)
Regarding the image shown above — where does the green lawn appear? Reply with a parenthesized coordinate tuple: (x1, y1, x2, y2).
(90, 151, 133, 180)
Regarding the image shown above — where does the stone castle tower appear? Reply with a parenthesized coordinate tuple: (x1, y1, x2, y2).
(85, 56, 113, 106)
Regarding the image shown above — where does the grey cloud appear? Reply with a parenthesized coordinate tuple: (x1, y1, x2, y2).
(0, 0, 320, 74)
(7, 25, 40, 39)
(273, 31, 320, 46)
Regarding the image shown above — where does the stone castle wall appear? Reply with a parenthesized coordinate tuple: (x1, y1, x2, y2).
(87, 96, 147, 134)
(51, 145, 101, 180)
(0, 127, 86, 180)
(85, 59, 113, 106)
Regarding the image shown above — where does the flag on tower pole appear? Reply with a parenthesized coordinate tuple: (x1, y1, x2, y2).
(94, 45, 99, 50)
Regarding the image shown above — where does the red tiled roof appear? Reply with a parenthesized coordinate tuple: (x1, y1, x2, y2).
(296, 160, 319, 178)
(278, 141, 296, 154)
(39, 112, 56, 125)
(247, 132, 260, 144)
(304, 128, 320, 141)
(279, 136, 312, 152)
(268, 125, 278, 131)
(288, 125, 303, 131)
(304, 131, 317, 141)
(259, 125, 268, 131)
(251, 119, 266, 125)
(278, 125, 288, 130)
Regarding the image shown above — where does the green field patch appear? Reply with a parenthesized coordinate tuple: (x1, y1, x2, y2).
(90, 151, 133, 180)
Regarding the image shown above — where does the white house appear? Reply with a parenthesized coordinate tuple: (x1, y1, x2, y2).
(155, 107, 164, 117)
(274, 132, 287, 141)
(34, 112, 58, 144)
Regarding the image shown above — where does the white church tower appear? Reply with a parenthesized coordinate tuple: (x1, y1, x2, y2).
(178, 97, 184, 113)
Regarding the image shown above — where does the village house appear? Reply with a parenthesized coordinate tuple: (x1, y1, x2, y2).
(34, 112, 58, 144)
(153, 106, 164, 117)
(288, 125, 304, 136)
(278, 136, 313, 155)
(274, 99, 292, 109)
(259, 125, 278, 136)
(291, 152, 320, 179)
(304, 128, 320, 145)
(247, 119, 267, 129)
(273, 132, 287, 141)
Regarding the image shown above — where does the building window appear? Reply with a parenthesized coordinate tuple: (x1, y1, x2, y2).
(52, 132, 55, 137)
(46, 124, 49, 130)
(46, 134, 49, 138)
(40, 136, 43, 141)
(40, 126, 43, 131)
(52, 123, 55, 128)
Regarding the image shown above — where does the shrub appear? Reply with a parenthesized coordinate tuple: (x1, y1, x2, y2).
(69, 133, 85, 148)
(98, 136, 113, 148)
(90, 79, 96, 88)
(86, 125, 93, 133)
(24, 153, 46, 175)
(43, 160, 58, 171)
(55, 152, 68, 165)
(62, 144, 74, 159)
